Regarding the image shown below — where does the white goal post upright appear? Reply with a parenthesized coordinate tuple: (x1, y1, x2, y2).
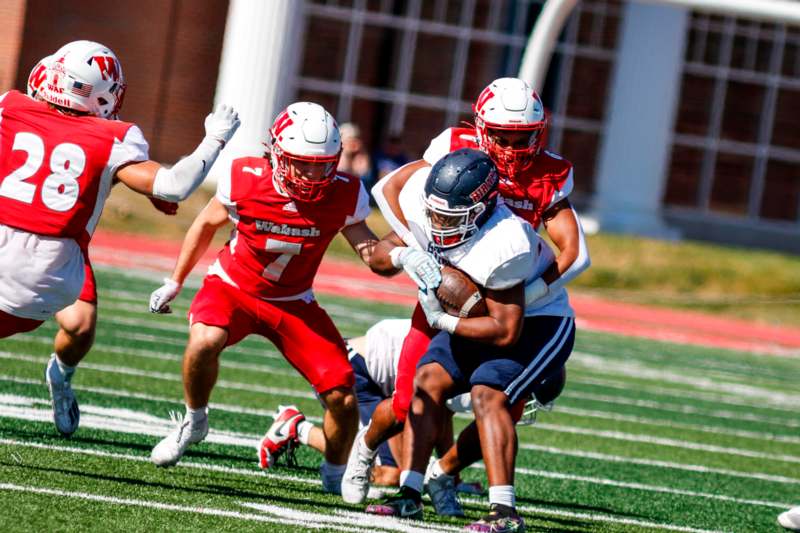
(520, 0, 800, 92)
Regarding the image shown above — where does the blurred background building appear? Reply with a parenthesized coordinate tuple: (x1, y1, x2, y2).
(0, 0, 797, 252)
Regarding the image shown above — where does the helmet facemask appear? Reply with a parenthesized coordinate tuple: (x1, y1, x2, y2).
(477, 118, 546, 180)
(272, 143, 341, 202)
(424, 194, 489, 250)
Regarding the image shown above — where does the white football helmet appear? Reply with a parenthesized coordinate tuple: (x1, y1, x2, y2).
(473, 77, 547, 179)
(41, 40, 126, 119)
(269, 102, 342, 202)
(27, 55, 52, 100)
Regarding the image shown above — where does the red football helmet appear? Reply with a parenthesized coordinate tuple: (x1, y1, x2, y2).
(269, 102, 342, 202)
(473, 77, 547, 180)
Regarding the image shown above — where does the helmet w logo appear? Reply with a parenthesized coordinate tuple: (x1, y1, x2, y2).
(92, 56, 121, 82)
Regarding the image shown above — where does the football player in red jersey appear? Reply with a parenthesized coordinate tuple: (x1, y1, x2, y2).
(147, 102, 434, 495)
(0, 40, 239, 436)
(23, 45, 181, 440)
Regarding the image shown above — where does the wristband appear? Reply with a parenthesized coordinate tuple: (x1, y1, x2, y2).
(389, 246, 407, 268)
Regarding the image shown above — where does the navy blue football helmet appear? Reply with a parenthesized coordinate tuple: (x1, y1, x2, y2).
(424, 148, 499, 249)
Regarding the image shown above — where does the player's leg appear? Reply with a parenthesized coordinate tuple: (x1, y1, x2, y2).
(344, 305, 434, 503)
(151, 276, 251, 467)
(45, 259, 98, 437)
(265, 298, 358, 494)
(368, 331, 465, 519)
(465, 316, 575, 532)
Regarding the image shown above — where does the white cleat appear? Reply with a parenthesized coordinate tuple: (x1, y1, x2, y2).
(45, 355, 79, 436)
(425, 459, 464, 517)
(341, 426, 376, 504)
(150, 411, 208, 467)
(779, 506, 800, 531)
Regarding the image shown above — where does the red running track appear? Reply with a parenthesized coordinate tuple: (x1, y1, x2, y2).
(90, 230, 800, 356)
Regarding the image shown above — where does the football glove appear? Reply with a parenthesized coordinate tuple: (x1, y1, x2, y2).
(418, 288, 459, 333)
(390, 247, 441, 291)
(149, 278, 182, 314)
(204, 104, 240, 146)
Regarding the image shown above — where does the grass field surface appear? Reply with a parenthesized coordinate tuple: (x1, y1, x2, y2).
(0, 266, 797, 532)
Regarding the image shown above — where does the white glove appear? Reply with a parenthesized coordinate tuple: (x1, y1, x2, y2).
(390, 247, 441, 291)
(418, 289, 459, 333)
(204, 104, 240, 146)
(149, 278, 182, 314)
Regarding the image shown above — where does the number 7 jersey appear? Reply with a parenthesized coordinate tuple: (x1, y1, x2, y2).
(0, 90, 148, 244)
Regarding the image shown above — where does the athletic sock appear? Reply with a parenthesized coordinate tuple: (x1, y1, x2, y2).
(53, 354, 76, 381)
(297, 420, 314, 445)
(358, 433, 378, 460)
(488, 485, 516, 510)
(429, 459, 447, 479)
(186, 405, 208, 425)
(399, 470, 425, 495)
(321, 461, 346, 483)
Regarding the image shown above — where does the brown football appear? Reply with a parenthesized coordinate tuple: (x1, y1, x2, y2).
(436, 265, 488, 318)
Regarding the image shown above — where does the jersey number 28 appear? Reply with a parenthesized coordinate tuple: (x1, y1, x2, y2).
(0, 129, 86, 212)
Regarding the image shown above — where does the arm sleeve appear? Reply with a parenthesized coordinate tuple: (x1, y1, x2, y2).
(344, 181, 371, 226)
(371, 170, 412, 242)
(151, 135, 225, 202)
(544, 207, 591, 293)
(108, 125, 150, 174)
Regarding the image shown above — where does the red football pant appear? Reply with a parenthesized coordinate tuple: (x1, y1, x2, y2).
(392, 303, 436, 422)
(189, 275, 354, 394)
(0, 310, 44, 339)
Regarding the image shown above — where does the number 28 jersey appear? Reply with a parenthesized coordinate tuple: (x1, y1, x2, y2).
(210, 157, 370, 300)
(0, 90, 149, 244)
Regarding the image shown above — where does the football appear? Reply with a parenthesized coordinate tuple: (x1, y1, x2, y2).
(436, 265, 488, 318)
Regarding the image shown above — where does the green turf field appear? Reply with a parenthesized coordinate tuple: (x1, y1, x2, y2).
(0, 266, 797, 532)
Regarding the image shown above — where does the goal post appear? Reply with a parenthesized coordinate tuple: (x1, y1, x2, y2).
(519, 0, 800, 91)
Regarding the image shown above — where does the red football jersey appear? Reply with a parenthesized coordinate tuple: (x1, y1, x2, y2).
(423, 126, 574, 228)
(0, 90, 147, 243)
(212, 157, 369, 299)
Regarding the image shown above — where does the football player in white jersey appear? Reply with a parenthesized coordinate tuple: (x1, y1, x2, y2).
(355, 149, 576, 531)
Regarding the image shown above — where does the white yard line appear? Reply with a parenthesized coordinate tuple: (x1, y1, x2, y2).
(0, 442, 729, 533)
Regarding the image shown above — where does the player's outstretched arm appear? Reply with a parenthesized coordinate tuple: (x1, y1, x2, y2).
(371, 159, 429, 240)
(149, 197, 230, 313)
(418, 283, 524, 347)
(340, 220, 380, 266)
(117, 104, 240, 202)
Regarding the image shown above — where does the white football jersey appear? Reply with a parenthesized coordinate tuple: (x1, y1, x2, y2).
(398, 166, 572, 317)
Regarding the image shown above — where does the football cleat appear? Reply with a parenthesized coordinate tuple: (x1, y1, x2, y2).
(365, 487, 423, 519)
(464, 504, 525, 532)
(779, 506, 800, 531)
(45, 355, 80, 436)
(425, 460, 464, 517)
(341, 425, 376, 504)
(258, 405, 305, 469)
(150, 411, 208, 467)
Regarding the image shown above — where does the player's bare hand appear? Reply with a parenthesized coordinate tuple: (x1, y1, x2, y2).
(149, 278, 182, 314)
(391, 247, 441, 291)
(204, 104, 240, 146)
(148, 196, 179, 215)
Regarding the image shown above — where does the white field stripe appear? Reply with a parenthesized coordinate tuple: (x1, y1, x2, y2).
(5, 351, 795, 463)
(0, 379, 791, 486)
(572, 352, 800, 409)
(0, 352, 316, 400)
(571, 373, 799, 414)
(465, 463, 792, 509)
(566, 390, 800, 430)
(0, 374, 324, 424)
(0, 439, 730, 533)
(240, 503, 460, 533)
(525, 425, 800, 464)
(0, 483, 360, 532)
(555, 406, 800, 445)
(518, 442, 800, 485)
(21, 333, 296, 374)
(0, 398, 793, 510)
